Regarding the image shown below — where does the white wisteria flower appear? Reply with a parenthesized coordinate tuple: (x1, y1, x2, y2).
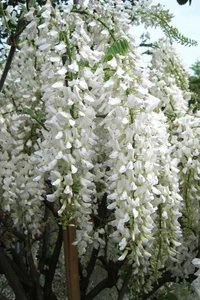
(1, 0, 200, 296)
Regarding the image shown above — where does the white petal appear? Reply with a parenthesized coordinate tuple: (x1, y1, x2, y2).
(152, 186, 161, 195)
(57, 67, 67, 75)
(68, 61, 79, 72)
(79, 78, 88, 90)
(56, 151, 63, 160)
(66, 142, 72, 149)
(146, 95, 160, 112)
(108, 97, 121, 105)
(47, 193, 58, 202)
(82, 160, 94, 169)
(118, 250, 128, 261)
(104, 79, 115, 88)
(119, 165, 126, 173)
(69, 119, 76, 126)
(192, 258, 200, 268)
(52, 81, 64, 88)
(132, 208, 139, 218)
(84, 94, 95, 102)
(109, 151, 118, 159)
(64, 186, 71, 194)
(39, 43, 51, 51)
(107, 202, 117, 209)
(107, 193, 118, 200)
(41, 10, 51, 18)
(71, 165, 78, 174)
(55, 42, 66, 51)
(162, 211, 168, 219)
(33, 175, 41, 182)
(55, 131, 63, 139)
(52, 178, 62, 187)
(120, 191, 128, 200)
(119, 238, 127, 250)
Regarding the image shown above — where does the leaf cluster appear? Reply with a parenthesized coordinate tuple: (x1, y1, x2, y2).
(139, 4, 197, 47)
(188, 60, 200, 112)
(104, 38, 129, 61)
(164, 26, 197, 46)
(177, 0, 192, 5)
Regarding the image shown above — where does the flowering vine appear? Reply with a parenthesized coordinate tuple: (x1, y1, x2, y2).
(0, 0, 200, 298)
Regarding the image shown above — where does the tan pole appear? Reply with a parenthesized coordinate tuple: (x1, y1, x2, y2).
(63, 221, 81, 300)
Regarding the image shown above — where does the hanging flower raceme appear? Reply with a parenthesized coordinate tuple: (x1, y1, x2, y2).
(149, 38, 200, 281)
(0, 0, 200, 295)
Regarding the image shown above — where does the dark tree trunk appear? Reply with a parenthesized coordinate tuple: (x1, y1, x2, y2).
(0, 246, 27, 300)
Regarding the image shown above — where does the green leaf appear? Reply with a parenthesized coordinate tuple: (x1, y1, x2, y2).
(105, 38, 129, 61)
(177, 0, 192, 5)
(177, 0, 188, 5)
(166, 293, 178, 300)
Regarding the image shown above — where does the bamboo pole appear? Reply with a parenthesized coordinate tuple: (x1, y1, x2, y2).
(63, 221, 81, 300)
(64, 1, 80, 298)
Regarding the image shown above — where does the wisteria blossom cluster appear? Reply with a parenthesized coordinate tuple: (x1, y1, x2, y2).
(0, 0, 200, 294)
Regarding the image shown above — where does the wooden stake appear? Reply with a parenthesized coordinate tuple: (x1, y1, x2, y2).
(63, 221, 81, 300)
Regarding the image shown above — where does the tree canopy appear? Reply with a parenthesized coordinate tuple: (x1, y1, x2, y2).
(188, 60, 200, 112)
(177, 0, 192, 5)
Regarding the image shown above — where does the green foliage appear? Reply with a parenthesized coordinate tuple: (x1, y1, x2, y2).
(0, 0, 67, 42)
(163, 284, 179, 300)
(104, 38, 129, 61)
(189, 80, 200, 111)
(189, 60, 200, 111)
(149, 283, 196, 300)
(139, 4, 197, 47)
(191, 60, 200, 78)
(164, 26, 197, 46)
(0, 0, 52, 8)
(177, 0, 192, 5)
(0, 277, 9, 294)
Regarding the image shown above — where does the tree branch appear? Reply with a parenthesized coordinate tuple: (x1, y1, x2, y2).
(80, 247, 100, 297)
(140, 270, 196, 300)
(43, 199, 59, 218)
(0, 294, 9, 300)
(0, 17, 28, 93)
(117, 264, 133, 300)
(38, 207, 50, 274)
(80, 193, 108, 297)
(0, 213, 25, 242)
(85, 277, 109, 300)
(28, 252, 44, 300)
(85, 259, 124, 300)
(43, 225, 63, 300)
(7, 250, 32, 289)
(0, 246, 27, 300)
